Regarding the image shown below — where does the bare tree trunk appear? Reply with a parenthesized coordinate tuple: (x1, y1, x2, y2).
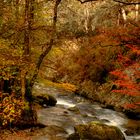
(15, 0, 20, 22)
(135, 4, 139, 21)
(21, 70, 26, 100)
(84, 4, 89, 33)
(117, 8, 121, 26)
(24, 0, 35, 54)
(22, 0, 35, 103)
(0, 0, 4, 27)
(24, 0, 30, 55)
(121, 8, 127, 26)
(30, 0, 35, 20)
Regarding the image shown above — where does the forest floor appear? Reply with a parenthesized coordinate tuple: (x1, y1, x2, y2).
(0, 126, 41, 140)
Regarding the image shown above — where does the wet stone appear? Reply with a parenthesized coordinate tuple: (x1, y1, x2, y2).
(68, 106, 80, 113)
(67, 121, 125, 140)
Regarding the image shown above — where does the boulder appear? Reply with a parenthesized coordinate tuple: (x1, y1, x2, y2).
(33, 94, 57, 107)
(68, 106, 80, 114)
(124, 120, 140, 136)
(67, 121, 125, 140)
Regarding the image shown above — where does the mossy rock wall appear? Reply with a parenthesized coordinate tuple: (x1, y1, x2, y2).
(76, 82, 139, 116)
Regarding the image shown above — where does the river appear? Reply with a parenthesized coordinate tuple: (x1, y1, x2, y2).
(34, 83, 140, 140)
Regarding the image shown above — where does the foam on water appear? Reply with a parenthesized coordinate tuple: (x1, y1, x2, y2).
(57, 98, 75, 108)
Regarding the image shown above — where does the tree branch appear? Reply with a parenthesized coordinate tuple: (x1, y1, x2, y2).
(77, 0, 140, 5)
(113, 0, 140, 5)
(77, 0, 98, 4)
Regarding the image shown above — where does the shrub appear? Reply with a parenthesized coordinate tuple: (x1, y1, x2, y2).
(110, 22, 140, 109)
(0, 96, 31, 128)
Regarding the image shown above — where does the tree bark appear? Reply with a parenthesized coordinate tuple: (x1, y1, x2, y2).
(24, 0, 30, 55)
(121, 8, 127, 26)
(21, 70, 26, 100)
(135, 4, 139, 21)
(24, 0, 35, 55)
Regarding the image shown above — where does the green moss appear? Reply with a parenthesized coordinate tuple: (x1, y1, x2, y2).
(72, 121, 125, 140)
(24, 101, 30, 110)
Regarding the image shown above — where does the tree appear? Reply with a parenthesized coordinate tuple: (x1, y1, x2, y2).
(110, 22, 140, 109)
(0, 0, 62, 127)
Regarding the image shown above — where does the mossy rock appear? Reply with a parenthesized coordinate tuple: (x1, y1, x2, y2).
(68, 106, 80, 114)
(33, 94, 57, 107)
(67, 121, 125, 140)
(124, 120, 140, 136)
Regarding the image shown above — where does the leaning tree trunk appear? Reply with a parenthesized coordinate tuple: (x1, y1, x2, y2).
(29, 0, 62, 89)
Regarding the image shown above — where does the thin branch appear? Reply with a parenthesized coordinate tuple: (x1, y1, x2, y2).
(77, 0, 140, 5)
(43, 65, 57, 71)
(77, 0, 98, 4)
(113, 0, 140, 5)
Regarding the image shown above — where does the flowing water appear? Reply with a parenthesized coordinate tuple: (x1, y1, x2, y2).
(34, 83, 140, 140)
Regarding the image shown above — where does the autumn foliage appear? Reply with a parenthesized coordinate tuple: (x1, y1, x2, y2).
(51, 22, 140, 110)
(0, 96, 25, 127)
(110, 22, 140, 109)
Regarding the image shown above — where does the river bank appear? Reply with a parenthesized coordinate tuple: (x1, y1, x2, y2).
(75, 82, 140, 120)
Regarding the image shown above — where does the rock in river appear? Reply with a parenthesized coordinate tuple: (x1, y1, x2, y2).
(67, 121, 125, 140)
(33, 93, 57, 107)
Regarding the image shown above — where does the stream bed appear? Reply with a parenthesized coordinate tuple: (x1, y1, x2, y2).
(34, 83, 140, 140)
